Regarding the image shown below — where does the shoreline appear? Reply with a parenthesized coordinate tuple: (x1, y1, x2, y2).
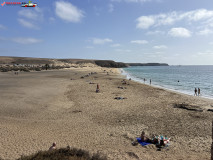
(120, 68, 213, 101)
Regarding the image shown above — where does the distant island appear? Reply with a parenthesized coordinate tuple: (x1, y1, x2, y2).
(126, 63, 169, 66)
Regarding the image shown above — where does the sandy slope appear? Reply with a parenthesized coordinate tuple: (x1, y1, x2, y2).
(0, 67, 212, 160)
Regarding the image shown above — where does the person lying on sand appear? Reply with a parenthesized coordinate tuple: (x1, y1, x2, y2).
(118, 86, 126, 89)
(141, 131, 169, 145)
(114, 97, 127, 100)
(154, 135, 170, 148)
(49, 142, 56, 151)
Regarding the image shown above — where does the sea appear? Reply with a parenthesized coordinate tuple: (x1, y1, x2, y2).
(121, 65, 213, 99)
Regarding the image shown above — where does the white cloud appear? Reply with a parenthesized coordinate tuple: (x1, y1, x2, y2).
(184, 9, 213, 21)
(115, 49, 131, 52)
(91, 38, 113, 44)
(18, 8, 43, 29)
(136, 9, 213, 29)
(197, 29, 213, 36)
(131, 40, 148, 44)
(108, 4, 114, 13)
(153, 45, 168, 49)
(0, 36, 42, 44)
(146, 30, 165, 35)
(168, 27, 192, 38)
(197, 50, 213, 56)
(18, 19, 39, 29)
(111, 43, 121, 47)
(0, 24, 7, 30)
(55, 1, 84, 23)
(18, 9, 40, 20)
(136, 16, 155, 29)
(12, 38, 43, 44)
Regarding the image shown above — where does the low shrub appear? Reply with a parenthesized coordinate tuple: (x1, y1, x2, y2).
(35, 68, 41, 71)
(17, 147, 107, 160)
(12, 67, 19, 71)
(1, 68, 9, 72)
(20, 68, 30, 72)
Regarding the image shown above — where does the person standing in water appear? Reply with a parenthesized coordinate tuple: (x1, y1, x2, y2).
(150, 79, 151, 85)
(194, 88, 197, 96)
(198, 88, 201, 96)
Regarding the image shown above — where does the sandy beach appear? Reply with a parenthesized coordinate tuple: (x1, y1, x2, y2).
(0, 66, 213, 160)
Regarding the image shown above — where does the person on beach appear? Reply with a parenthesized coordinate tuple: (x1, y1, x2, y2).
(198, 88, 201, 96)
(144, 78, 146, 83)
(141, 131, 151, 142)
(150, 79, 151, 85)
(96, 84, 100, 93)
(122, 79, 127, 84)
(194, 88, 197, 96)
(49, 142, 56, 151)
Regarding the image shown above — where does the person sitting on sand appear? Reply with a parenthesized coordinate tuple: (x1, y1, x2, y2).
(141, 131, 151, 142)
(49, 142, 56, 151)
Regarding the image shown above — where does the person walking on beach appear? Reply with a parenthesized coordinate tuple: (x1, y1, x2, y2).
(198, 88, 201, 96)
(150, 79, 151, 85)
(194, 88, 197, 96)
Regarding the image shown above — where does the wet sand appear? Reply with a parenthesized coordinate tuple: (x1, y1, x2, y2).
(0, 67, 212, 160)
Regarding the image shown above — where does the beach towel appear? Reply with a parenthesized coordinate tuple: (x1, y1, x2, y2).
(136, 138, 151, 146)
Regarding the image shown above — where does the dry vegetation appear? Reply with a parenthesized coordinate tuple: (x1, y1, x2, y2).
(17, 147, 107, 160)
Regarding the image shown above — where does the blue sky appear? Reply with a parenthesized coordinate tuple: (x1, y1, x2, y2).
(0, 0, 213, 65)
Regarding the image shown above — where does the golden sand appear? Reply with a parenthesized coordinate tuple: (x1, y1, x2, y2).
(0, 66, 212, 160)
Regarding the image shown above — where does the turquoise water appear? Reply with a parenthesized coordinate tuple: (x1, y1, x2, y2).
(122, 66, 213, 99)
